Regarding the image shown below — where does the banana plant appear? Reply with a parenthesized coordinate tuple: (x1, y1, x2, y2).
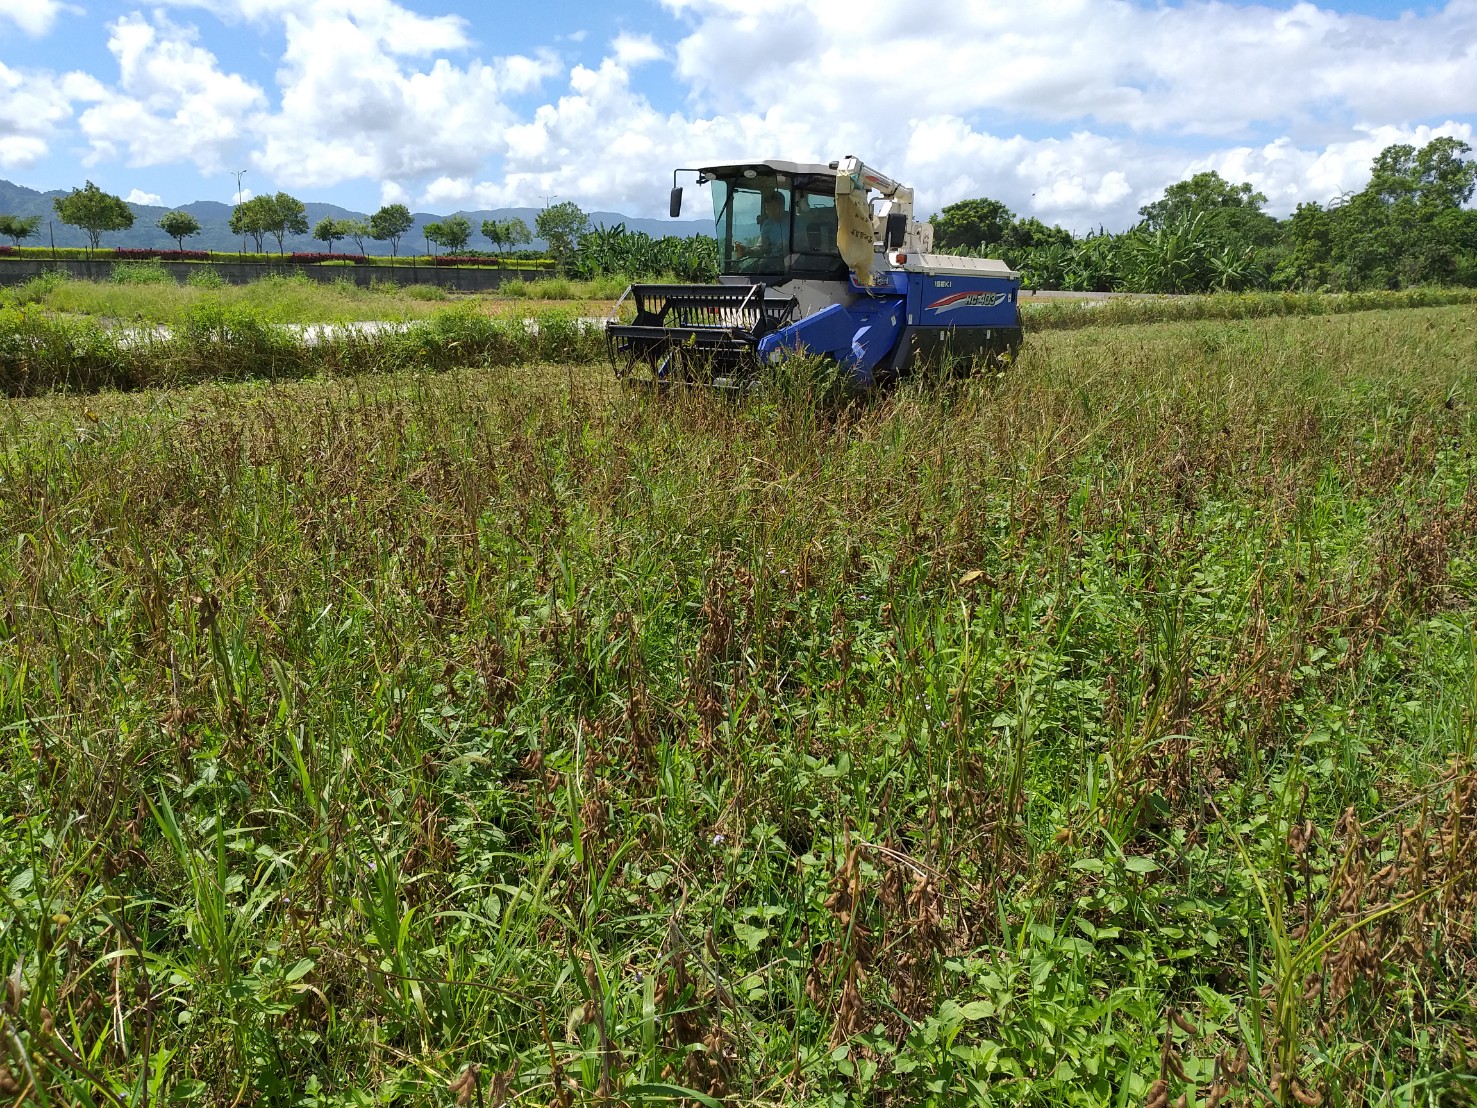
(573, 224, 719, 282)
(1124, 212, 1213, 293)
(1207, 243, 1264, 291)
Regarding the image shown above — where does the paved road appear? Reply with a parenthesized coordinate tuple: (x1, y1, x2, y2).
(106, 317, 608, 347)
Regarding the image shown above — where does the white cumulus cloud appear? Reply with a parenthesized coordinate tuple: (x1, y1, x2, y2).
(7, 0, 1476, 231)
(1184, 122, 1477, 212)
(632, 0, 1477, 225)
(55, 2, 563, 193)
(76, 13, 267, 172)
(125, 188, 163, 205)
(0, 61, 99, 169)
(429, 53, 847, 213)
(401, 0, 1477, 227)
(146, 0, 563, 191)
(898, 116, 1477, 230)
(662, 0, 1477, 136)
(0, 0, 73, 37)
(611, 33, 664, 68)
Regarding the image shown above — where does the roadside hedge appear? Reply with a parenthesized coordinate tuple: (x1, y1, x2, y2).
(0, 305, 603, 396)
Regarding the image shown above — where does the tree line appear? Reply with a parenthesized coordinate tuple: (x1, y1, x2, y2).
(932, 138, 1477, 293)
(11, 137, 1469, 290)
(0, 184, 575, 261)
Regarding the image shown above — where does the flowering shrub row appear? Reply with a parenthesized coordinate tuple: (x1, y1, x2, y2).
(116, 248, 213, 262)
(288, 252, 369, 264)
(0, 246, 556, 268)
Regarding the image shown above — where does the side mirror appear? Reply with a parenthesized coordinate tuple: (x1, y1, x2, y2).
(885, 212, 907, 250)
(669, 187, 683, 218)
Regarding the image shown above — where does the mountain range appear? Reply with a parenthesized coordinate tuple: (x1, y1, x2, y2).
(0, 179, 716, 255)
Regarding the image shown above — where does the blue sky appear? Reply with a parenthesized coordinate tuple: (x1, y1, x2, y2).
(0, 0, 1473, 230)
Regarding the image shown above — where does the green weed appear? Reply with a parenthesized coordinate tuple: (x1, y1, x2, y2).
(185, 267, 226, 290)
(0, 307, 1474, 1105)
(109, 260, 173, 285)
(10, 270, 617, 327)
(1023, 285, 1477, 331)
(6, 270, 69, 307)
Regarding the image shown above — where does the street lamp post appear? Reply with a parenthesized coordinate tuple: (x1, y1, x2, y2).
(233, 170, 247, 256)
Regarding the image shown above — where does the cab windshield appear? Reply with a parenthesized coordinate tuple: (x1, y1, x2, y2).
(710, 170, 847, 280)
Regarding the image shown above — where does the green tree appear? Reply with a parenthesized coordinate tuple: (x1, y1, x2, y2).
(1362, 139, 1477, 285)
(931, 198, 1014, 251)
(535, 201, 589, 272)
(1411, 138, 1477, 209)
(53, 181, 135, 255)
(1139, 171, 1280, 251)
(1291, 138, 1477, 290)
(1140, 172, 1264, 225)
(0, 214, 41, 247)
(437, 214, 471, 253)
(998, 216, 1073, 257)
(265, 192, 308, 255)
(422, 221, 444, 256)
(157, 210, 201, 251)
(342, 219, 370, 256)
(231, 195, 274, 253)
(369, 203, 415, 259)
(1274, 202, 1337, 289)
(313, 217, 347, 252)
(482, 217, 531, 255)
(1331, 190, 1405, 289)
(1368, 138, 1477, 210)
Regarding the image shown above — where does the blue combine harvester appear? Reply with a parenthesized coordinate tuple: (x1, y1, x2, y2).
(605, 156, 1023, 389)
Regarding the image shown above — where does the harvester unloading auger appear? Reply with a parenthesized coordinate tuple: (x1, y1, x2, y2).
(605, 156, 1022, 389)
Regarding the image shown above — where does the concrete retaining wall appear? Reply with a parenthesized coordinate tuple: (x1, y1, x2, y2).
(0, 258, 554, 291)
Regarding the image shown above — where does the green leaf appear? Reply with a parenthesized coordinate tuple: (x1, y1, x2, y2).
(624, 1082, 726, 1108)
(958, 1000, 995, 1020)
(1123, 856, 1159, 874)
(285, 958, 315, 982)
(732, 922, 769, 952)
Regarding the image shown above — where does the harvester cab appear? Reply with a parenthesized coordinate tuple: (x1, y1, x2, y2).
(605, 156, 1023, 390)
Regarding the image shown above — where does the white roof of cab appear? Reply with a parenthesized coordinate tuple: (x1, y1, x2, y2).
(699, 159, 837, 178)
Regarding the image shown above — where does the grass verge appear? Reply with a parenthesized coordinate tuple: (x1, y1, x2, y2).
(0, 271, 630, 326)
(1021, 285, 1477, 330)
